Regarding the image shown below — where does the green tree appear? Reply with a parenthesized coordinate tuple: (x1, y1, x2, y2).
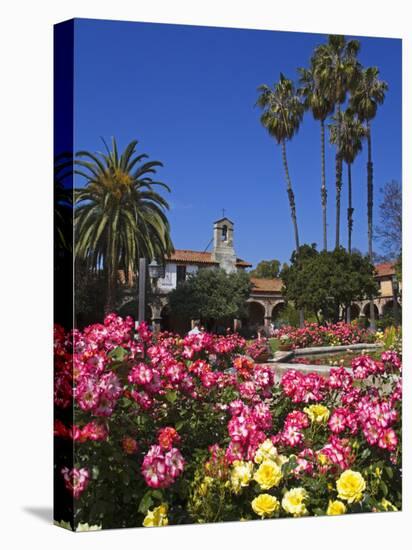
(298, 65, 334, 250)
(75, 138, 174, 313)
(250, 259, 281, 279)
(256, 74, 304, 250)
(168, 268, 251, 328)
(281, 246, 379, 323)
(375, 180, 402, 260)
(329, 109, 366, 254)
(313, 35, 361, 249)
(350, 67, 388, 330)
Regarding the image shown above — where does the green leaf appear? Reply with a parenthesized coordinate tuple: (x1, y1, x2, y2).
(108, 346, 128, 361)
(175, 420, 184, 431)
(361, 448, 371, 460)
(165, 390, 177, 404)
(138, 491, 154, 514)
(385, 466, 394, 480)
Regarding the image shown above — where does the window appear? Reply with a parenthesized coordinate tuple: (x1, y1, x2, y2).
(176, 265, 187, 284)
(221, 224, 228, 241)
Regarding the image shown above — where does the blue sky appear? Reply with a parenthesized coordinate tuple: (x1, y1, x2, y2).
(73, 19, 401, 267)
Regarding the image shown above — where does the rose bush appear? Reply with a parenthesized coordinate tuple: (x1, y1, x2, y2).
(54, 314, 401, 530)
(273, 321, 376, 349)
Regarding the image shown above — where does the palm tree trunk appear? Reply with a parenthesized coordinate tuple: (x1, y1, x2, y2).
(321, 119, 327, 251)
(367, 120, 376, 331)
(104, 230, 117, 315)
(281, 140, 300, 250)
(347, 162, 353, 254)
(335, 104, 343, 249)
(281, 140, 303, 327)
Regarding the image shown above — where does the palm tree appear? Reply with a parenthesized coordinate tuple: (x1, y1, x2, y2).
(329, 109, 366, 254)
(256, 74, 304, 250)
(298, 65, 334, 250)
(75, 138, 174, 313)
(256, 74, 305, 327)
(350, 67, 388, 330)
(313, 35, 361, 249)
(54, 152, 74, 253)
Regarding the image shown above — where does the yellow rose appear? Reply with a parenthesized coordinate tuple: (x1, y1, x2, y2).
(75, 523, 102, 532)
(380, 498, 398, 512)
(326, 500, 347, 515)
(54, 520, 73, 531)
(253, 460, 283, 490)
(336, 470, 366, 503)
(317, 452, 329, 466)
(282, 487, 308, 517)
(143, 504, 169, 527)
(231, 461, 254, 493)
(251, 494, 280, 518)
(254, 439, 278, 464)
(304, 404, 330, 424)
(198, 476, 213, 496)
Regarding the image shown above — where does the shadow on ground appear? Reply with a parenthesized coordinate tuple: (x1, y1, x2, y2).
(23, 507, 53, 524)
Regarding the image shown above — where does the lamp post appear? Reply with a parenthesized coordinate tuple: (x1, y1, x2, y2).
(138, 258, 147, 325)
(137, 258, 165, 327)
(148, 259, 166, 280)
(392, 274, 399, 326)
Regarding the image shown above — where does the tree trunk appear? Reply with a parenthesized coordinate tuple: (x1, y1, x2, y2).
(335, 104, 343, 249)
(104, 266, 116, 315)
(367, 120, 376, 331)
(281, 140, 303, 328)
(347, 162, 354, 254)
(281, 140, 300, 249)
(321, 119, 327, 251)
(104, 230, 117, 315)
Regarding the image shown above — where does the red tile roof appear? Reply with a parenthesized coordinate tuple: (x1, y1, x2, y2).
(250, 277, 283, 293)
(166, 250, 218, 265)
(375, 262, 396, 277)
(236, 258, 253, 268)
(165, 249, 252, 267)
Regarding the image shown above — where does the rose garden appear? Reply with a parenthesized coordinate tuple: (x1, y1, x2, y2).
(54, 31, 402, 530)
(54, 315, 402, 529)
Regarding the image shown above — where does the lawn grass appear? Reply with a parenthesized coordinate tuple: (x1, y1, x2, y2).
(268, 338, 281, 353)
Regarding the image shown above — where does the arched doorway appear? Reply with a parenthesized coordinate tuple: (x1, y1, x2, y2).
(247, 301, 265, 331)
(362, 303, 379, 325)
(271, 302, 286, 327)
(350, 304, 360, 320)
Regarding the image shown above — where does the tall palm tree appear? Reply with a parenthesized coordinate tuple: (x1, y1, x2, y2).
(54, 152, 74, 253)
(329, 109, 366, 254)
(256, 74, 305, 250)
(350, 67, 388, 330)
(298, 65, 334, 250)
(313, 35, 361, 249)
(256, 74, 305, 327)
(75, 138, 174, 313)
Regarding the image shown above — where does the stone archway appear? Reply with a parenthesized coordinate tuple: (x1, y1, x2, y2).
(271, 302, 286, 326)
(362, 303, 380, 321)
(247, 301, 265, 331)
(350, 303, 360, 320)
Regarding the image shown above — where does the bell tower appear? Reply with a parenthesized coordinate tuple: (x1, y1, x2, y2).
(212, 217, 237, 273)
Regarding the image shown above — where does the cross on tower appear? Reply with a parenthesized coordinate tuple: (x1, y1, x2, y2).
(222, 208, 225, 218)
